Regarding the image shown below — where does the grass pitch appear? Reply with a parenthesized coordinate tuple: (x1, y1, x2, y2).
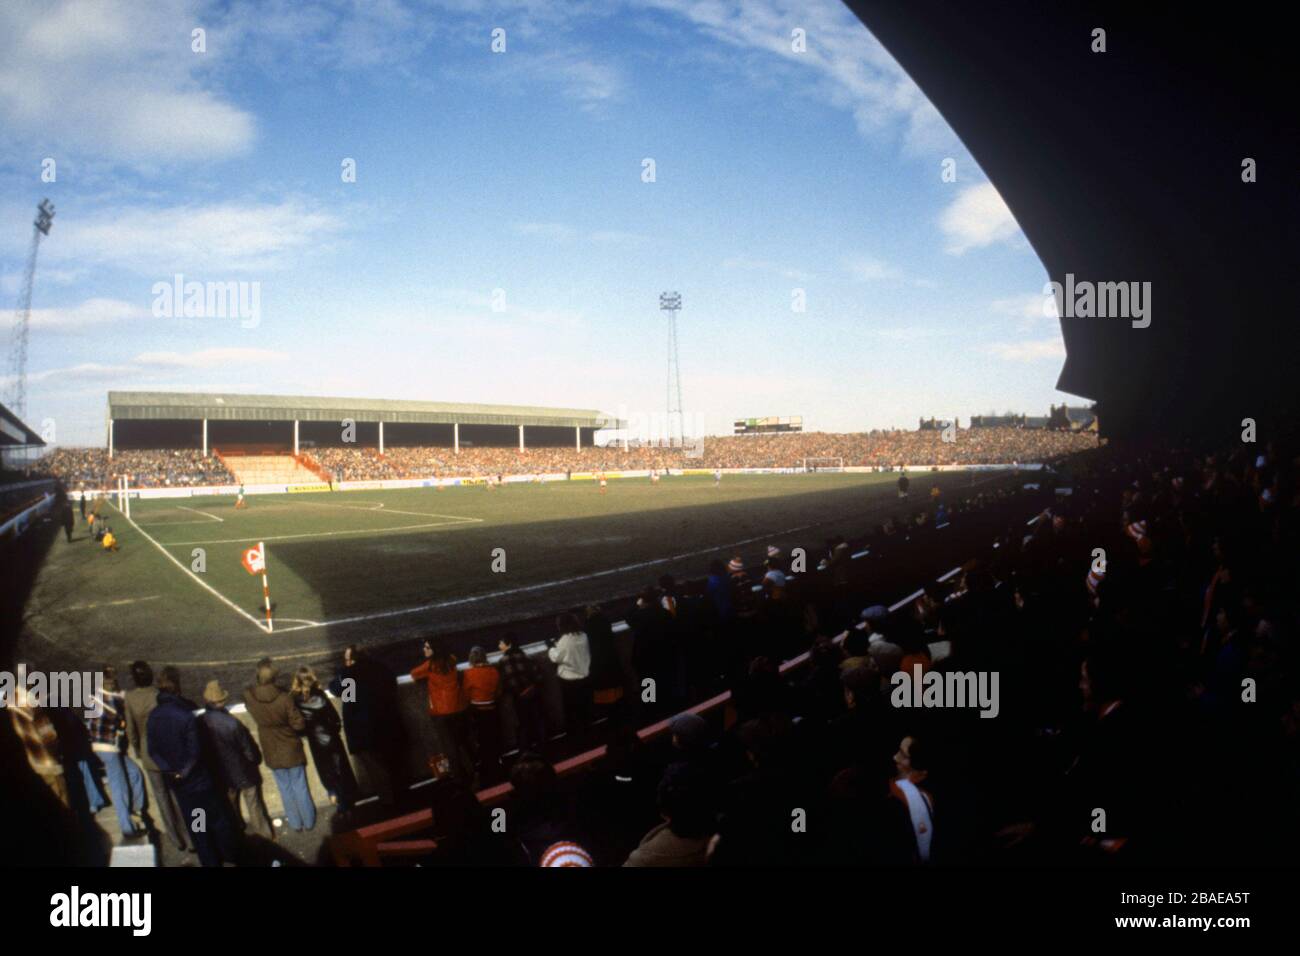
(17, 471, 995, 678)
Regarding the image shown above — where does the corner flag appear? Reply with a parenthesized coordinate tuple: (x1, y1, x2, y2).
(240, 542, 273, 632)
(241, 544, 266, 576)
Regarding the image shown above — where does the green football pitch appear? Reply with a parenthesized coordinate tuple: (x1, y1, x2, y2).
(17, 471, 1002, 679)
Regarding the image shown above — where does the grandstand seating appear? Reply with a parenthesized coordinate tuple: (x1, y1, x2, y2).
(213, 452, 321, 486)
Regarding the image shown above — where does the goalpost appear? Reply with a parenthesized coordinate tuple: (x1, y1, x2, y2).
(801, 457, 844, 473)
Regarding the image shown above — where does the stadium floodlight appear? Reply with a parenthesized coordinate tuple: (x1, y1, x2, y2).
(660, 292, 684, 447)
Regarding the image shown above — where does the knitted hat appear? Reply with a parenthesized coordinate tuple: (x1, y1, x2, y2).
(766, 545, 781, 559)
(540, 841, 593, 867)
(727, 556, 745, 573)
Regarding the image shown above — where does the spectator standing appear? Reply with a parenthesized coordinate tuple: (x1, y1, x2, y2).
(243, 660, 315, 833)
(83, 666, 146, 839)
(410, 639, 474, 783)
(463, 646, 501, 770)
(123, 661, 189, 853)
(328, 645, 407, 807)
(547, 613, 592, 735)
(146, 667, 239, 866)
(497, 632, 546, 752)
(200, 680, 274, 840)
(292, 667, 359, 816)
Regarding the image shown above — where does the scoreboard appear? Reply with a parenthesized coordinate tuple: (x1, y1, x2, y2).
(734, 416, 803, 435)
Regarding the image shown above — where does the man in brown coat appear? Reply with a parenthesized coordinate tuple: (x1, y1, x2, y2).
(242, 660, 315, 831)
(123, 660, 190, 852)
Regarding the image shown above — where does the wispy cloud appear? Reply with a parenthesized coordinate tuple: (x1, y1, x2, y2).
(0, 0, 255, 168)
(33, 199, 344, 275)
(641, 0, 961, 156)
(26, 297, 151, 331)
(723, 255, 812, 282)
(844, 255, 902, 282)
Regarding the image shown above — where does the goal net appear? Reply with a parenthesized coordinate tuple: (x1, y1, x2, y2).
(801, 457, 844, 473)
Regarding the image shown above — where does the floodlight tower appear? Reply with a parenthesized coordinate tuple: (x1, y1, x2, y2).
(7, 199, 55, 419)
(660, 292, 683, 447)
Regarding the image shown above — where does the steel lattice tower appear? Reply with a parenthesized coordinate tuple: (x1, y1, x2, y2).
(7, 199, 55, 419)
(660, 292, 683, 447)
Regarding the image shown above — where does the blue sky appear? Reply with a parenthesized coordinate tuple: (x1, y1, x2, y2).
(0, 0, 1069, 447)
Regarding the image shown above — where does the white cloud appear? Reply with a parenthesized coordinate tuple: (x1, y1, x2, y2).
(12, 347, 286, 389)
(38, 199, 343, 275)
(0, 0, 255, 167)
(940, 182, 1022, 255)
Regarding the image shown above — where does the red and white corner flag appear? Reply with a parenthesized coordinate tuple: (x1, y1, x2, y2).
(241, 542, 273, 632)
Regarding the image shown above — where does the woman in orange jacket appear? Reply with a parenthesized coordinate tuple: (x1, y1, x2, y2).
(410, 639, 473, 783)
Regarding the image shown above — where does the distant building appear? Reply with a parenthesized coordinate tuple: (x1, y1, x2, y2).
(918, 416, 959, 431)
(1049, 403, 1098, 431)
(969, 414, 1027, 429)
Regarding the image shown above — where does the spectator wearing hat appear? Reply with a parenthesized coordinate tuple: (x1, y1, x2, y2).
(243, 660, 315, 832)
(200, 679, 274, 840)
(147, 667, 239, 866)
(540, 841, 594, 867)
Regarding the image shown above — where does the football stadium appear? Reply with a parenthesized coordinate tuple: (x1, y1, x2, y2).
(1, 0, 1296, 936)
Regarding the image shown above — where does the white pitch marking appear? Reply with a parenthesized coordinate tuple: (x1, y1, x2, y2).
(62, 595, 162, 612)
(277, 521, 826, 632)
(109, 502, 270, 633)
(178, 505, 224, 522)
(162, 516, 481, 547)
(293, 499, 477, 520)
(265, 470, 1015, 634)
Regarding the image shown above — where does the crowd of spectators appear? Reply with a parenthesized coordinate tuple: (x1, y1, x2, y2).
(30, 429, 1097, 488)
(36, 448, 234, 489)
(311, 428, 1099, 481)
(15, 428, 1294, 868)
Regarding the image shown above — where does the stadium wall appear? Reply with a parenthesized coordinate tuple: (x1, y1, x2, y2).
(81, 462, 1043, 498)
